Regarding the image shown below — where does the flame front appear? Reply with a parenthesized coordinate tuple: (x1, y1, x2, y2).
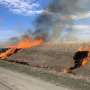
(82, 57, 88, 66)
(78, 47, 83, 51)
(0, 37, 44, 59)
(17, 37, 43, 48)
(78, 47, 90, 66)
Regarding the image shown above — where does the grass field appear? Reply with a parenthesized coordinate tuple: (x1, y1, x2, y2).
(0, 43, 90, 90)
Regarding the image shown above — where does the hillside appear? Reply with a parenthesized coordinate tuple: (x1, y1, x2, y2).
(0, 44, 90, 90)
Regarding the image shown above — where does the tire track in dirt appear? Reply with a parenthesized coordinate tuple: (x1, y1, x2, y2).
(0, 67, 72, 90)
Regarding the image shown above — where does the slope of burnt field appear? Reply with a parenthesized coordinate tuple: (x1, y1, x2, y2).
(8, 44, 90, 77)
(0, 44, 90, 90)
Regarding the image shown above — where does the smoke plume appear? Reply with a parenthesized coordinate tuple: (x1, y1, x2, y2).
(33, 0, 90, 44)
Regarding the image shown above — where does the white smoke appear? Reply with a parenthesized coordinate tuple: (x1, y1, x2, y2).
(48, 0, 90, 43)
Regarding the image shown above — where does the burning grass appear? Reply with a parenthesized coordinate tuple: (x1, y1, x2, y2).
(8, 43, 90, 77)
(0, 43, 90, 90)
(0, 36, 44, 59)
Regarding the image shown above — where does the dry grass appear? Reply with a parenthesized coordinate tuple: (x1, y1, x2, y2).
(0, 43, 90, 90)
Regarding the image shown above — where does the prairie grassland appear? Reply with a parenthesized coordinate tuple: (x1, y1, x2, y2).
(0, 43, 90, 90)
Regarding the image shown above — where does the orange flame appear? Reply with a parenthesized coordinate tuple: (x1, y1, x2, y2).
(8, 37, 44, 49)
(78, 47, 90, 66)
(0, 48, 18, 59)
(0, 37, 44, 59)
(82, 57, 89, 66)
(78, 47, 83, 51)
(17, 37, 43, 48)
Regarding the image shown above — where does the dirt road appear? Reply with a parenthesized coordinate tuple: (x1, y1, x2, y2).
(0, 67, 71, 90)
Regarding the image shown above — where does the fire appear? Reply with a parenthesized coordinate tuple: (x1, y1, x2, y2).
(0, 48, 18, 59)
(78, 47, 83, 51)
(82, 57, 88, 66)
(17, 37, 43, 48)
(78, 47, 90, 66)
(0, 37, 44, 59)
(82, 48, 90, 66)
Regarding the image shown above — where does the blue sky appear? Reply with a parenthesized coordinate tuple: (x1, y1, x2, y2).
(0, 0, 50, 42)
(0, 0, 90, 43)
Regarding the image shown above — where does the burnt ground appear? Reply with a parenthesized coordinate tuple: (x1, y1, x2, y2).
(0, 44, 90, 90)
(8, 45, 90, 76)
